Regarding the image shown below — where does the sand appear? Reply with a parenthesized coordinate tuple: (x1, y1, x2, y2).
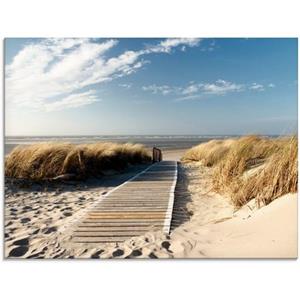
(4, 164, 150, 258)
(169, 162, 297, 258)
(163, 149, 188, 161)
(202, 193, 297, 258)
(4, 150, 298, 259)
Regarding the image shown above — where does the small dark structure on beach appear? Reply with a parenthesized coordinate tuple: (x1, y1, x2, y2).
(152, 147, 162, 163)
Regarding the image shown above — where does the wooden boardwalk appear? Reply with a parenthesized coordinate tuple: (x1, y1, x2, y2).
(70, 160, 177, 244)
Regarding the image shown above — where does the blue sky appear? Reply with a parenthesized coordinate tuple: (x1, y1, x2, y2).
(5, 38, 298, 136)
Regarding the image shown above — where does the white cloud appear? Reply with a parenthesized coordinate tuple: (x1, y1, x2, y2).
(6, 39, 123, 111)
(142, 79, 244, 99)
(249, 83, 265, 91)
(6, 38, 201, 111)
(144, 38, 201, 54)
(119, 83, 132, 89)
(181, 84, 200, 95)
(143, 79, 276, 100)
(44, 90, 99, 112)
(142, 84, 172, 95)
(201, 80, 244, 95)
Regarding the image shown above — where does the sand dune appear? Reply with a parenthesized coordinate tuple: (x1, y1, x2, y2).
(203, 193, 297, 258)
(4, 150, 297, 259)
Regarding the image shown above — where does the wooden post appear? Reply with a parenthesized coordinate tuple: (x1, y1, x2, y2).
(159, 149, 162, 161)
(152, 147, 162, 163)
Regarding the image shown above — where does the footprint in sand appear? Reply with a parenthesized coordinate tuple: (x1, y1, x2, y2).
(21, 217, 31, 224)
(130, 249, 142, 257)
(112, 249, 124, 257)
(91, 250, 104, 258)
(22, 206, 32, 212)
(161, 241, 172, 252)
(13, 237, 29, 246)
(9, 246, 29, 257)
(43, 227, 57, 234)
(148, 252, 158, 258)
(26, 253, 42, 259)
(63, 212, 72, 217)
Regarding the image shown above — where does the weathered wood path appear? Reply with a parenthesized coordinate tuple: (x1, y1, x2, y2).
(70, 160, 177, 244)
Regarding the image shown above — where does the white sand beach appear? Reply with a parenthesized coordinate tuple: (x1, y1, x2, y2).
(5, 150, 297, 259)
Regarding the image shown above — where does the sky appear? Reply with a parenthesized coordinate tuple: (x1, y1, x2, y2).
(5, 38, 298, 136)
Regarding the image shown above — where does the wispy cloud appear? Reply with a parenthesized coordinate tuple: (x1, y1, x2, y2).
(142, 79, 244, 100)
(6, 38, 202, 111)
(142, 84, 173, 95)
(143, 38, 201, 54)
(44, 90, 99, 112)
(181, 83, 200, 95)
(142, 79, 277, 100)
(201, 80, 243, 95)
(249, 83, 265, 91)
(119, 83, 132, 89)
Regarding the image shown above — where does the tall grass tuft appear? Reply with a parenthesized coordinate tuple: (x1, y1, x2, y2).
(212, 136, 282, 193)
(182, 135, 298, 207)
(5, 142, 151, 181)
(181, 139, 235, 167)
(231, 137, 298, 207)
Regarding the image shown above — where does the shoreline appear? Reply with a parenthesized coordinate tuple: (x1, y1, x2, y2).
(4, 138, 208, 156)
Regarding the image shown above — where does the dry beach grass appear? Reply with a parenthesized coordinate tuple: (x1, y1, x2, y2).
(5, 142, 151, 181)
(182, 135, 298, 207)
(4, 143, 297, 258)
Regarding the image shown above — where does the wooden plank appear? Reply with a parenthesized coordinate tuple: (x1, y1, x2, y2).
(94, 204, 169, 207)
(86, 215, 168, 220)
(90, 209, 169, 213)
(68, 160, 177, 245)
(73, 231, 149, 237)
(79, 221, 166, 226)
(99, 203, 169, 206)
(88, 211, 168, 215)
(84, 217, 171, 221)
(109, 194, 171, 197)
(72, 237, 129, 243)
(92, 209, 169, 212)
(76, 226, 166, 231)
(102, 197, 170, 200)
(94, 203, 169, 207)
(96, 201, 169, 204)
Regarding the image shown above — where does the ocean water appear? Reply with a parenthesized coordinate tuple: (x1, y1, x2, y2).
(4, 135, 237, 155)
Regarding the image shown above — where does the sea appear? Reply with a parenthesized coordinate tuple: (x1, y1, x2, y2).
(4, 135, 241, 155)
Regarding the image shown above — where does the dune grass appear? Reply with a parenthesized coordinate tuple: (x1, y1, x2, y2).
(5, 142, 151, 181)
(182, 135, 298, 207)
(181, 139, 235, 166)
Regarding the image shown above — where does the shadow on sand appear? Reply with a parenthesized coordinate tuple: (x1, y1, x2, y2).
(170, 162, 193, 231)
